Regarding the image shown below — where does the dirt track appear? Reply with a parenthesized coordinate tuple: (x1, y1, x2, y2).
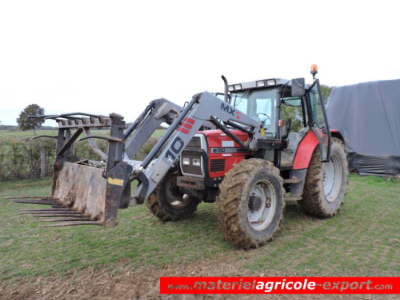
(1, 258, 397, 300)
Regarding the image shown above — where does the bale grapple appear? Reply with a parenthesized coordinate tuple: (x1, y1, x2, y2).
(12, 113, 128, 226)
(13, 97, 182, 227)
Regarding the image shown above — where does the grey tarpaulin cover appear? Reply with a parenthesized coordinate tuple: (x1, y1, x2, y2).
(326, 79, 400, 176)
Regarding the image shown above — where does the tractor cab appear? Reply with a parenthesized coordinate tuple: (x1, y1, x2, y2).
(226, 72, 331, 170)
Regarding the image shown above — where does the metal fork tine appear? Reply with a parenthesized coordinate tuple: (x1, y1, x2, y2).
(41, 217, 94, 222)
(6, 196, 56, 200)
(23, 210, 82, 215)
(31, 213, 84, 218)
(20, 208, 72, 213)
(13, 199, 59, 205)
(43, 221, 102, 227)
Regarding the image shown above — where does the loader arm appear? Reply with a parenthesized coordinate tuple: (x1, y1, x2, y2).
(131, 92, 262, 204)
(123, 98, 182, 160)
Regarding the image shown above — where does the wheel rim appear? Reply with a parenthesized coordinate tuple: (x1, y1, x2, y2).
(247, 180, 277, 231)
(323, 153, 343, 203)
(164, 175, 189, 208)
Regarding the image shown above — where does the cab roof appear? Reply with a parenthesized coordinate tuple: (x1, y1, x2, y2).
(228, 78, 289, 92)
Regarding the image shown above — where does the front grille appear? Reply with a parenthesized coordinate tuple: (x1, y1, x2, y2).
(210, 159, 225, 172)
(181, 150, 203, 176)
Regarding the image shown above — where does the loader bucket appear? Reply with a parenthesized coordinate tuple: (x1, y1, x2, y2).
(12, 113, 132, 227)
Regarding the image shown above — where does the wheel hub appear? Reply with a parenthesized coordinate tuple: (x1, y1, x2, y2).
(247, 180, 277, 231)
(165, 175, 188, 208)
(249, 195, 262, 211)
(323, 153, 343, 203)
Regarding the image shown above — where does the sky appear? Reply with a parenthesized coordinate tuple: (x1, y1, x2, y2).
(0, 0, 399, 126)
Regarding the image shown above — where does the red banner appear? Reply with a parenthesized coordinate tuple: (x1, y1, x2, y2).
(160, 277, 400, 294)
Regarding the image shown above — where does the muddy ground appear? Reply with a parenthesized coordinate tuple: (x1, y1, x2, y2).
(1, 258, 397, 300)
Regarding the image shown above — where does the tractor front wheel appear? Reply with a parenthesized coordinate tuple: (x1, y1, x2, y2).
(217, 159, 285, 249)
(300, 137, 348, 217)
(146, 171, 200, 221)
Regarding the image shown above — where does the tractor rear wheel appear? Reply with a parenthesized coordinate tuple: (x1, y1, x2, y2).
(217, 159, 284, 249)
(300, 137, 348, 217)
(146, 171, 200, 221)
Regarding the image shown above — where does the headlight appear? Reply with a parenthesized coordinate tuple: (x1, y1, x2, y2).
(267, 79, 276, 86)
(192, 158, 201, 167)
(182, 157, 190, 165)
(256, 80, 265, 87)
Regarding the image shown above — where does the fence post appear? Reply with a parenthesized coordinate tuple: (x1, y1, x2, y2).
(40, 146, 48, 177)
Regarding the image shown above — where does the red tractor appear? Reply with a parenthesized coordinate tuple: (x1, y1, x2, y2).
(14, 66, 348, 249)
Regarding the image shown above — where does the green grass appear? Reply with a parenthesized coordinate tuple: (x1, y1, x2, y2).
(246, 175, 400, 275)
(0, 129, 58, 139)
(0, 175, 399, 281)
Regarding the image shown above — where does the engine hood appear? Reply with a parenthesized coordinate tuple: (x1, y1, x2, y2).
(200, 129, 249, 149)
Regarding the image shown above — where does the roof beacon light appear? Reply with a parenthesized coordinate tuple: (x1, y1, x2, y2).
(311, 64, 318, 79)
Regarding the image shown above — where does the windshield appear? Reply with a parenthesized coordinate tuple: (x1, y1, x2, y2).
(230, 88, 278, 135)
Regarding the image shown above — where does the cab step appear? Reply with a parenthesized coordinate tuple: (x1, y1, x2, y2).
(284, 177, 302, 184)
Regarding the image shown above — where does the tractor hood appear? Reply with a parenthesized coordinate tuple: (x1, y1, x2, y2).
(201, 129, 250, 149)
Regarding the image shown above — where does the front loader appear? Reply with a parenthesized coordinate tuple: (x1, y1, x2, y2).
(13, 66, 348, 248)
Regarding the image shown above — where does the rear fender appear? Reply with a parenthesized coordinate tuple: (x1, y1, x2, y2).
(293, 130, 320, 170)
(292, 129, 343, 170)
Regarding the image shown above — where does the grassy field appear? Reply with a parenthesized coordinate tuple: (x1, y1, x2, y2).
(0, 129, 58, 139)
(0, 174, 399, 285)
(0, 129, 166, 140)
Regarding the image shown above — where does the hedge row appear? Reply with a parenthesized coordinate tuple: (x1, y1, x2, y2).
(0, 137, 158, 181)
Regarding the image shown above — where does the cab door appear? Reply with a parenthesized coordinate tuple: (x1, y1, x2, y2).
(306, 79, 331, 162)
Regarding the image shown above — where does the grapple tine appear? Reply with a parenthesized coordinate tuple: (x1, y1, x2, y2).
(6, 196, 55, 200)
(13, 199, 59, 205)
(41, 217, 94, 222)
(20, 208, 72, 213)
(32, 213, 85, 218)
(43, 221, 102, 227)
(24, 210, 81, 215)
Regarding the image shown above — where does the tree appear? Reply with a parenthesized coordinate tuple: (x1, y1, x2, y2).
(320, 85, 332, 104)
(17, 104, 45, 131)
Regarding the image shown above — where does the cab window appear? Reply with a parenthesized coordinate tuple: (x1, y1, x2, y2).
(231, 88, 278, 134)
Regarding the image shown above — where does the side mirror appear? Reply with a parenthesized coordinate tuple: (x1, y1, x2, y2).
(291, 78, 305, 97)
(281, 118, 292, 139)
